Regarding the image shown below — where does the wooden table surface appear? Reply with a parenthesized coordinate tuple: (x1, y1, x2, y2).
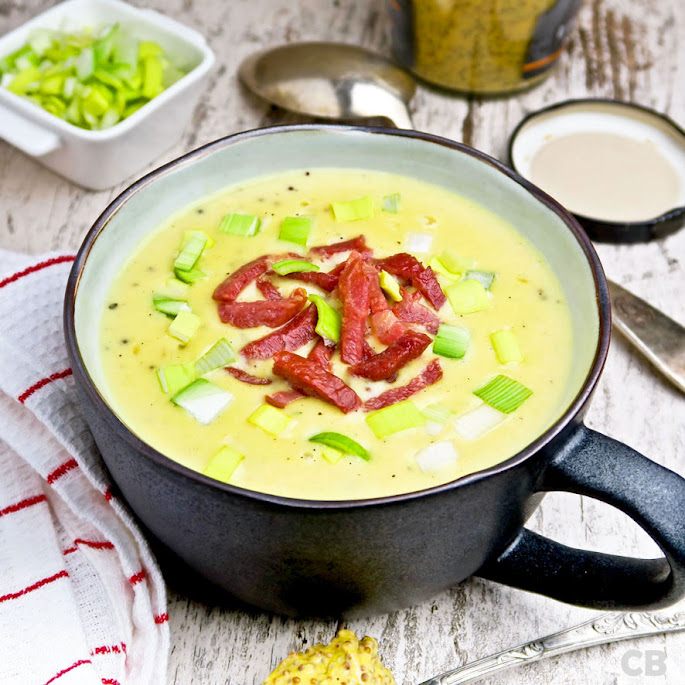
(1, 1, 684, 683)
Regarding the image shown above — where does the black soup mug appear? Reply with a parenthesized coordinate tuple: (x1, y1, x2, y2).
(64, 126, 685, 617)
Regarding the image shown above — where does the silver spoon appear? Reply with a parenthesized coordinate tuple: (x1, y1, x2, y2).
(419, 608, 685, 683)
(239, 42, 685, 394)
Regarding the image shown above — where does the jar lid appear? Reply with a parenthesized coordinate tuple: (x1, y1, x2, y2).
(508, 99, 685, 243)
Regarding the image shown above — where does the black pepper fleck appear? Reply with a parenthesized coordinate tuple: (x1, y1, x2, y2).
(108, 302, 118, 309)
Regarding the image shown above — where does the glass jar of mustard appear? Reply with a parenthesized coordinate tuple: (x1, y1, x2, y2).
(386, 0, 582, 95)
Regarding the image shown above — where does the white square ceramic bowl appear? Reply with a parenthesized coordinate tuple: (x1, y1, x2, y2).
(0, 0, 214, 190)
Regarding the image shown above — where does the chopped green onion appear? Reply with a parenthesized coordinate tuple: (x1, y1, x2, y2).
(473, 375, 533, 413)
(379, 270, 402, 301)
(366, 401, 426, 439)
(321, 446, 344, 464)
(167, 310, 201, 344)
(195, 338, 237, 376)
(153, 295, 190, 317)
(433, 324, 470, 359)
(381, 193, 400, 213)
(278, 216, 312, 246)
(491, 330, 523, 364)
(157, 362, 196, 395)
(428, 256, 461, 281)
(309, 432, 370, 461)
(446, 279, 491, 315)
(174, 231, 208, 272)
(331, 196, 374, 222)
(174, 267, 206, 284)
(439, 249, 474, 275)
(203, 446, 245, 483)
(219, 212, 261, 237)
(248, 404, 292, 436)
(272, 259, 320, 275)
(308, 294, 342, 343)
(464, 270, 495, 289)
(421, 403, 452, 424)
(171, 379, 233, 424)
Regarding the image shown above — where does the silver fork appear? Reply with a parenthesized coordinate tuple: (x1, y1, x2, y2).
(419, 609, 685, 684)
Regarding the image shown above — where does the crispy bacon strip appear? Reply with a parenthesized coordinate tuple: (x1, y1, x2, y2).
(226, 367, 272, 385)
(241, 304, 318, 359)
(266, 389, 306, 408)
(272, 351, 361, 414)
(376, 253, 446, 310)
(367, 268, 408, 344)
(307, 337, 335, 372)
(350, 330, 432, 381)
(338, 252, 371, 365)
(283, 262, 345, 292)
(364, 359, 443, 411)
(218, 288, 307, 328)
(213, 256, 270, 303)
(393, 287, 441, 334)
(256, 277, 282, 300)
(309, 235, 372, 259)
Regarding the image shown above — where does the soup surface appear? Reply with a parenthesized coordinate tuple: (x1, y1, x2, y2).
(100, 168, 573, 500)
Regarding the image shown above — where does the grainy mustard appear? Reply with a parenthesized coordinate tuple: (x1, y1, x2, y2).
(264, 629, 396, 685)
(387, 0, 581, 94)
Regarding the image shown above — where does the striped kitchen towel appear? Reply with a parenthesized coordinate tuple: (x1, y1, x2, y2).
(0, 250, 169, 685)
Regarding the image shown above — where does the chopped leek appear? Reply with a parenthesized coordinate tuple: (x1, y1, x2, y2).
(433, 324, 470, 359)
(366, 401, 426, 439)
(157, 277, 189, 299)
(174, 267, 206, 284)
(142, 55, 163, 99)
(167, 310, 201, 344)
(309, 432, 370, 461)
(279, 216, 312, 246)
(406, 232, 433, 254)
(379, 270, 402, 302)
(415, 441, 458, 473)
(174, 231, 207, 272)
(464, 270, 495, 290)
(248, 404, 292, 436)
(446, 279, 491, 315)
(331, 196, 374, 222)
(171, 379, 232, 424)
(421, 403, 452, 424)
(439, 249, 474, 274)
(309, 294, 342, 343)
(156, 362, 196, 395)
(203, 446, 244, 483)
(321, 446, 344, 464)
(454, 403, 506, 440)
(195, 338, 237, 375)
(382, 193, 400, 213)
(428, 256, 461, 281)
(473, 375, 532, 413)
(219, 212, 261, 237)
(491, 330, 523, 364)
(272, 259, 320, 275)
(152, 295, 190, 317)
(182, 229, 214, 249)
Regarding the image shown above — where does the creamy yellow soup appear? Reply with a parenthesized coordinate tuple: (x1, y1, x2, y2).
(100, 168, 573, 500)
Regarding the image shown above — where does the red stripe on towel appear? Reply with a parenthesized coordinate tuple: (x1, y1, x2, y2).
(0, 494, 47, 519)
(104, 488, 113, 501)
(154, 612, 169, 624)
(129, 570, 146, 585)
(46, 458, 78, 484)
(74, 538, 115, 550)
(91, 642, 127, 656)
(0, 255, 76, 290)
(43, 659, 91, 685)
(18, 368, 73, 404)
(101, 680, 121, 685)
(0, 570, 68, 604)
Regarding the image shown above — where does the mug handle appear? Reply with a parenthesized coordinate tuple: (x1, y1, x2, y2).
(477, 424, 685, 609)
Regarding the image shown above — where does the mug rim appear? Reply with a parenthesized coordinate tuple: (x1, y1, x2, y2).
(63, 123, 612, 510)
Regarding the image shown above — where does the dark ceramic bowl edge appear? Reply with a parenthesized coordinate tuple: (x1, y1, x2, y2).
(64, 123, 611, 511)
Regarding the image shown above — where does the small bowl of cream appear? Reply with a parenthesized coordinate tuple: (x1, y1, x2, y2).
(508, 99, 685, 242)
